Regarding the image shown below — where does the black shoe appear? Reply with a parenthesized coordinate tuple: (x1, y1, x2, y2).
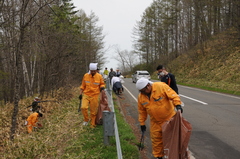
(156, 157, 163, 159)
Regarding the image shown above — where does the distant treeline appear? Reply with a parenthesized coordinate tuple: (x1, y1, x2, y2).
(132, 0, 240, 72)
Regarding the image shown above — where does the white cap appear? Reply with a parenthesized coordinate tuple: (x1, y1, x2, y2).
(34, 97, 40, 101)
(136, 78, 152, 90)
(89, 63, 98, 70)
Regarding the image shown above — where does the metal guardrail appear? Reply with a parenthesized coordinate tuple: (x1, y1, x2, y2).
(104, 78, 123, 159)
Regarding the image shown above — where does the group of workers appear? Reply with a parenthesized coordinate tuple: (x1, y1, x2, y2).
(25, 62, 182, 159)
(137, 65, 182, 159)
(25, 97, 43, 133)
(79, 63, 125, 128)
(103, 67, 124, 95)
(26, 97, 57, 133)
(103, 67, 122, 79)
(79, 63, 182, 159)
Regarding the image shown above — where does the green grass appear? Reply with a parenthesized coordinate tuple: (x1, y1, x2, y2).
(112, 94, 139, 158)
(178, 82, 240, 96)
(62, 93, 139, 159)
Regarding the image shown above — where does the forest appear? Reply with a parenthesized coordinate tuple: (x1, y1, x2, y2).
(132, 0, 240, 72)
(0, 0, 106, 139)
(129, 0, 239, 95)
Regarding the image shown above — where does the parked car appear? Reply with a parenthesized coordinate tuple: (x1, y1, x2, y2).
(132, 70, 151, 83)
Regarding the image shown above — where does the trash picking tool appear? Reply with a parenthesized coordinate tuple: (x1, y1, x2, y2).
(138, 131, 145, 151)
(78, 98, 82, 112)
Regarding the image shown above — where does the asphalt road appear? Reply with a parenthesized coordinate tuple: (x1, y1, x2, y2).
(120, 78, 240, 159)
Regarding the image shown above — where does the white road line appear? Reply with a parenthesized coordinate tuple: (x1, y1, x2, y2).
(124, 85, 208, 105)
(123, 85, 138, 102)
(178, 85, 240, 100)
(180, 94, 208, 105)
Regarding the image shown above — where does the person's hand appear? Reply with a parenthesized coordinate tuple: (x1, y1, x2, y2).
(140, 125, 146, 132)
(176, 105, 183, 113)
(79, 94, 82, 100)
(100, 87, 105, 92)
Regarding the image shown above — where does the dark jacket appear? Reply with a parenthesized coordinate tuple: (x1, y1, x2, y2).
(160, 73, 179, 94)
(108, 71, 116, 80)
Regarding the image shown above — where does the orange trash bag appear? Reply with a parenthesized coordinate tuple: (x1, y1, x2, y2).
(162, 111, 192, 159)
(95, 91, 111, 125)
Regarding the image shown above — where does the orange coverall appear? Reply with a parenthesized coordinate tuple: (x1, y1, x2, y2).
(80, 72, 105, 126)
(26, 112, 39, 133)
(138, 82, 181, 158)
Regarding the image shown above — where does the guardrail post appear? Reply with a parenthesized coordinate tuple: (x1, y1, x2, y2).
(103, 110, 114, 145)
(106, 78, 112, 96)
(104, 78, 123, 158)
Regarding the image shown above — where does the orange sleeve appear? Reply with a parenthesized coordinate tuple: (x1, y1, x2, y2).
(138, 94, 148, 125)
(80, 74, 87, 90)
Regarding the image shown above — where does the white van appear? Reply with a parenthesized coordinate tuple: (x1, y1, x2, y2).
(132, 70, 151, 83)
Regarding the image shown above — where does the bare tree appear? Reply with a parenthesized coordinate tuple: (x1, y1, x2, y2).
(0, 0, 107, 140)
(112, 46, 137, 72)
(4, 0, 55, 140)
(132, 0, 240, 71)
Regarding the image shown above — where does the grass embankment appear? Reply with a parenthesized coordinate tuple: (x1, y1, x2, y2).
(151, 74, 240, 96)
(168, 29, 240, 96)
(0, 88, 139, 158)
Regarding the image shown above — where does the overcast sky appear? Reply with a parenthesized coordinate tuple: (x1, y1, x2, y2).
(72, 0, 153, 72)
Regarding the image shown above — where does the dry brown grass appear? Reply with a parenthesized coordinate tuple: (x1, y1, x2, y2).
(0, 86, 82, 158)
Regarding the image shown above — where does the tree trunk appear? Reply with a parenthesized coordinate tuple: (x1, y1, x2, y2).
(10, 28, 24, 140)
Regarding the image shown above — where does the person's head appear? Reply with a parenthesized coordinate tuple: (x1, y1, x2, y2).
(116, 68, 119, 72)
(110, 68, 113, 71)
(136, 78, 152, 95)
(156, 65, 167, 76)
(105, 67, 107, 70)
(89, 63, 98, 76)
(34, 97, 40, 101)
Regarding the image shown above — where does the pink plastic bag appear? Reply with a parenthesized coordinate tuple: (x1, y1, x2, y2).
(95, 91, 111, 125)
(162, 111, 192, 159)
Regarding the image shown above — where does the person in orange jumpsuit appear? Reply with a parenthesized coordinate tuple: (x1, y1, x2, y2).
(79, 63, 105, 128)
(26, 111, 43, 133)
(136, 78, 183, 159)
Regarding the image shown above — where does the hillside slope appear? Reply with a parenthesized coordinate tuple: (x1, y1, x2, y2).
(169, 28, 240, 95)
